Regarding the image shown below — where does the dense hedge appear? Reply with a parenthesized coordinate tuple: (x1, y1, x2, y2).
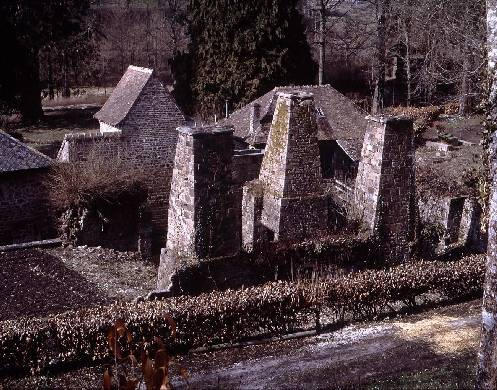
(0, 255, 485, 374)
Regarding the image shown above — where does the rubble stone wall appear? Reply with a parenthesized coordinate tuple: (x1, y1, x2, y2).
(165, 126, 240, 259)
(354, 116, 415, 263)
(257, 92, 328, 242)
(0, 169, 56, 245)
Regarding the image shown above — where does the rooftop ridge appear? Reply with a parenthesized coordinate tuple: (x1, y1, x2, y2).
(0, 130, 53, 172)
(128, 65, 153, 74)
(0, 131, 53, 164)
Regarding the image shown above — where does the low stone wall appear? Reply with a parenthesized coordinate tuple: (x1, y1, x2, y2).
(418, 195, 483, 253)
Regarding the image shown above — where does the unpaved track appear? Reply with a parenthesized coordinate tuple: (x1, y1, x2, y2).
(176, 300, 481, 389)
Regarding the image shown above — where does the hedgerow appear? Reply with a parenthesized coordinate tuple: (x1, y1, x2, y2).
(0, 255, 485, 375)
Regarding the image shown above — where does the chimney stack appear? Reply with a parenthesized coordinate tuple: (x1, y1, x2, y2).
(249, 103, 261, 135)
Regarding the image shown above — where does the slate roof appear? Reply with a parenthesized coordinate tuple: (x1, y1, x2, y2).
(221, 85, 368, 161)
(94, 65, 153, 127)
(0, 131, 52, 173)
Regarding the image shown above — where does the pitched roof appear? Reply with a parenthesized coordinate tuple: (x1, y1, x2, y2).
(221, 85, 368, 161)
(94, 65, 153, 126)
(0, 131, 52, 173)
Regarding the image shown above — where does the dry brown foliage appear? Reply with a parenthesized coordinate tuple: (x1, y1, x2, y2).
(47, 149, 146, 209)
(0, 255, 485, 375)
(104, 317, 187, 390)
(385, 105, 444, 141)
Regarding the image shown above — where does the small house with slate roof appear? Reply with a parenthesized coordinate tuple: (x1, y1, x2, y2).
(221, 85, 368, 186)
(0, 131, 56, 244)
(58, 65, 185, 250)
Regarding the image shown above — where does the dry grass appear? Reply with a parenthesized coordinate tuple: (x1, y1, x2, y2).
(396, 315, 479, 354)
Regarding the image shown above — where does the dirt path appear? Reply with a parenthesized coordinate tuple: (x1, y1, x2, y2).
(175, 300, 481, 389)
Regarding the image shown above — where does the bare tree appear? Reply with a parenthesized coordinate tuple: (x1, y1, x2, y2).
(372, 0, 390, 114)
(476, 0, 497, 388)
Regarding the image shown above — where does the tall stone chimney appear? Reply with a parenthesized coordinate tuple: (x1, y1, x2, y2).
(255, 91, 328, 242)
(157, 125, 241, 291)
(249, 103, 261, 135)
(354, 116, 415, 263)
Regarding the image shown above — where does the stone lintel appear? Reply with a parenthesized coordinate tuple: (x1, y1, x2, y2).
(177, 125, 234, 136)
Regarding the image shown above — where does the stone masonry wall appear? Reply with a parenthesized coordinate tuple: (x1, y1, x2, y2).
(354, 116, 415, 263)
(57, 77, 185, 250)
(418, 195, 483, 251)
(232, 150, 264, 185)
(252, 91, 328, 242)
(157, 126, 241, 291)
(0, 169, 57, 245)
(165, 126, 240, 259)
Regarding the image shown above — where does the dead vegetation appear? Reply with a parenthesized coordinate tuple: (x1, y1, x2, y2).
(47, 150, 145, 210)
(46, 150, 147, 246)
(104, 317, 189, 390)
(385, 104, 459, 142)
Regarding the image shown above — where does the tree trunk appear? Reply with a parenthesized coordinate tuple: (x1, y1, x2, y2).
(459, 37, 473, 116)
(48, 49, 54, 100)
(62, 50, 70, 98)
(318, 0, 326, 86)
(402, 2, 412, 108)
(19, 47, 43, 123)
(372, 0, 389, 114)
(476, 1, 497, 389)
(459, 53, 470, 116)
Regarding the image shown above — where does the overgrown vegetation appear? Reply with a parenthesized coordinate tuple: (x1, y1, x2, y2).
(0, 255, 484, 375)
(47, 150, 146, 245)
(385, 104, 456, 142)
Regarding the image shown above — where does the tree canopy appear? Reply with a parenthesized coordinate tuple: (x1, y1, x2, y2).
(0, 0, 93, 122)
(174, 0, 316, 117)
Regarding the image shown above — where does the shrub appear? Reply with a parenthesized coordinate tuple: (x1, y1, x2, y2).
(47, 150, 145, 210)
(46, 149, 147, 246)
(0, 255, 485, 375)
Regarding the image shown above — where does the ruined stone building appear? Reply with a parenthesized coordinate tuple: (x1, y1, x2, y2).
(57, 65, 185, 250)
(221, 85, 369, 208)
(157, 91, 417, 291)
(224, 85, 483, 251)
(53, 65, 481, 259)
(0, 131, 56, 245)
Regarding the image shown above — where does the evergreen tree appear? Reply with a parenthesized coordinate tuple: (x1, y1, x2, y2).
(0, 0, 93, 122)
(173, 0, 316, 117)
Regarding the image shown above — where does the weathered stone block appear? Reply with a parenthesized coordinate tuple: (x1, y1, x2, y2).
(256, 91, 329, 242)
(354, 116, 415, 264)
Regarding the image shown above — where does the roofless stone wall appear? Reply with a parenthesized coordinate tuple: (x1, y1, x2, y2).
(243, 92, 328, 246)
(157, 125, 241, 291)
(354, 116, 415, 263)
